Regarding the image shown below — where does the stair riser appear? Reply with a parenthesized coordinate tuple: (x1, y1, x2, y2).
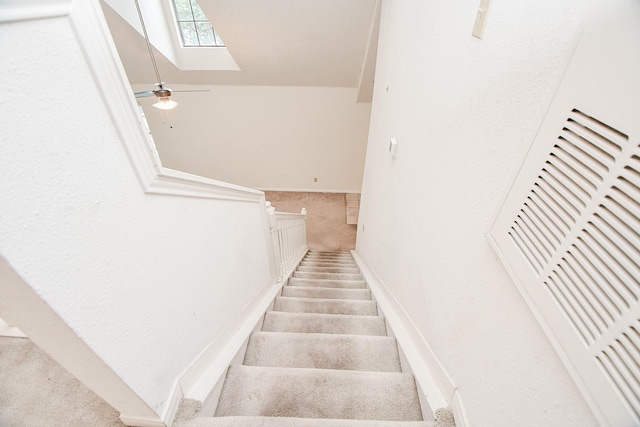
(304, 256, 355, 262)
(274, 297, 377, 316)
(262, 312, 387, 336)
(296, 263, 360, 273)
(300, 258, 357, 265)
(301, 262, 357, 268)
(282, 286, 370, 300)
(296, 266, 361, 274)
(288, 278, 366, 289)
(307, 251, 352, 254)
(294, 272, 363, 281)
(304, 254, 354, 260)
(306, 251, 353, 256)
(244, 332, 401, 372)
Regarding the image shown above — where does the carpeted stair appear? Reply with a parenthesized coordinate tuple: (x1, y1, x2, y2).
(174, 251, 432, 426)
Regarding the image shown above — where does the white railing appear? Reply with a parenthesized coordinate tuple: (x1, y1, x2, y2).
(266, 202, 308, 282)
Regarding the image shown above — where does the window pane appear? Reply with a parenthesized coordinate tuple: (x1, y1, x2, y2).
(196, 22, 215, 46)
(179, 22, 199, 46)
(172, 0, 224, 47)
(190, 0, 207, 21)
(213, 30, 224, 46)
(174, 0, 193, 20)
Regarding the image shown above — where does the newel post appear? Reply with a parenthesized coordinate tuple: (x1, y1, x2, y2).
(265, 201, 283, 282)
(265, 201, 276, 228)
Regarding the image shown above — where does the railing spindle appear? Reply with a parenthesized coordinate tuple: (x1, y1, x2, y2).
(265, 202, 308, 282)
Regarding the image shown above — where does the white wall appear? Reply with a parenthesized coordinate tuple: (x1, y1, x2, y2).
(139, 85, 371, 193)
(0, 9, 273, 423)
(356, 0, 599, 425)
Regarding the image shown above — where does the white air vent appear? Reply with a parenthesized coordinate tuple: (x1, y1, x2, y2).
(489, 1, 640, 425)
(508, 109, 623, 276)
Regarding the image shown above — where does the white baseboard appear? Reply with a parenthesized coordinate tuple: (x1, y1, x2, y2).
(449, 388, 470, 427)
(259, 187, 362, 194)
(0, 317, 27, 338)
(119, 414, 166, 427)
(158, 383, 183, 427)
(351, 250, 470, 427)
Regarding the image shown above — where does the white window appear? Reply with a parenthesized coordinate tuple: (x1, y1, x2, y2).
(172, 0, 224, 47)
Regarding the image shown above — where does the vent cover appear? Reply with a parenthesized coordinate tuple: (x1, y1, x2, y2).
(488, 1, 640, 425)
(497, 107, 640, 425)
(509, 109, 625, 276)
(537, 111, 640, 418)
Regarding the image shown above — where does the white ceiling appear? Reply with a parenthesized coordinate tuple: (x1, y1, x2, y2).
(102, 0, 380, 94)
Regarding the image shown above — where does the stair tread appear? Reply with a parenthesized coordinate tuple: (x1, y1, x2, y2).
(300, 261, 357, 265)
(282, 286, 370, 300)
(294, 273, 364, 282)
(215, 365, 423, 421)
(289, 278, 366, 289)
(274, 296, 378, 316)
(300, 264, 358, 269)
(262, 312, 386, 336)
(244, 332, 400, 372)
(305, 253, 354, 256)
(297, 266, 361, 273)
(305, 256, 354, 259)
(304, 255, 354, 259)
(176, 416, 433, 426)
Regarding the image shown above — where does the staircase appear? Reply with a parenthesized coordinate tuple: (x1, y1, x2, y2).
(175, 251, 432, 426)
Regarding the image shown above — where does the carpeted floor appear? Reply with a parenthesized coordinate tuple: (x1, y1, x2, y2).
(174, 251, 432, 426)
(0, 336, 124, 427)
(264, 192, 357, 252)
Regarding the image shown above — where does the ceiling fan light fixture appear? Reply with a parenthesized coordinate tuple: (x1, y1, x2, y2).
(152, 97, 178, 110)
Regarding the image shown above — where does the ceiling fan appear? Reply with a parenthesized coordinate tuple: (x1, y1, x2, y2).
(135, 83, 178, 110)
(132, 0, 207, 110)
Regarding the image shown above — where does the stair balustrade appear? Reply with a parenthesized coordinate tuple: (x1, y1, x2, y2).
(265, 203, 308, 282)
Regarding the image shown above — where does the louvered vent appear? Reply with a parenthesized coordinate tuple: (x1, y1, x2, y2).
(489, 4, 639, 423)
(507, 108, 640, 420)
(508, 109, 623, 275)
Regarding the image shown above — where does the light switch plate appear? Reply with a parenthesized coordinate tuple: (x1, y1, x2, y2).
(472, 0, 492, 39)
(389, 137, 399, 157)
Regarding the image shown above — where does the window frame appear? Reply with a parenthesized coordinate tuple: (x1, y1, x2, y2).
(171, 0, 224, 48)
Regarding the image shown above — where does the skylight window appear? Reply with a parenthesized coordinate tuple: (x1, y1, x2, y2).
(172, 0, 224, 47)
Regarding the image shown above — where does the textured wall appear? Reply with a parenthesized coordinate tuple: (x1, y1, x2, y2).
(141, 85, 371, 193)
(0, 16, 272, 418)
(265, 192, 357, 252)
(356, 0, 598, 425)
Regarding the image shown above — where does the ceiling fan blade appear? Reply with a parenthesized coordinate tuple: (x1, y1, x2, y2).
(172, 89, 211, 93)
(134, 91, 155, 98)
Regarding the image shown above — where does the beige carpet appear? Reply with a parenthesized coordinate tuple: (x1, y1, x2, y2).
(0, 336, 124, 427)
(264, 192, 357, 252)
(174, 251, 435, 426)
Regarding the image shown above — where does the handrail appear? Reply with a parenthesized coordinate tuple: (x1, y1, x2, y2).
(266, 203, 308, 282)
